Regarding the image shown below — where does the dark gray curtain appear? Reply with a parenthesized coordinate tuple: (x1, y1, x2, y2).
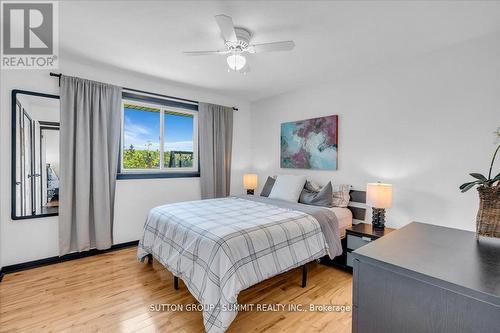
(59, 75, 122, 255)
(199, 103, 233, 199)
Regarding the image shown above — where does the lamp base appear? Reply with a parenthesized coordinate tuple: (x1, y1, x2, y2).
(246, 189, 254, 195)
(371, 208, 386, 229)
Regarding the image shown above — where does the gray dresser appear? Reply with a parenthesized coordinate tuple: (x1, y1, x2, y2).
(352, 222, 500, 333)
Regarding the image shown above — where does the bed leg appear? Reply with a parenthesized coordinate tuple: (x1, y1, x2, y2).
(302, 264, 307, 288)
(174, 276, 179, 290)
(146, 253, 153, 265)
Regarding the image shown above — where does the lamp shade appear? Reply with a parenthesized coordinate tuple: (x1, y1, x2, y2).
(243, 173, 258, 190)
(366, 183, 393, 208)
(227, 54, 246, 71)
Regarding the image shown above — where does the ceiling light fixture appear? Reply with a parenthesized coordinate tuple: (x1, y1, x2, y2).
(226, 54, 246, 71)
(184, 14, 295, 75)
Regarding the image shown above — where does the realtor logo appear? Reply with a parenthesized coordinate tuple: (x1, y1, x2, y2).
(1, 1, 59, 69)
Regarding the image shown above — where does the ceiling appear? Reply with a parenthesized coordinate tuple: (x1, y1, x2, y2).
(59, 1, 500, 101)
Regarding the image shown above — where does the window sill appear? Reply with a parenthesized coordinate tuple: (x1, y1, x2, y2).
(116, 172, 200, 180)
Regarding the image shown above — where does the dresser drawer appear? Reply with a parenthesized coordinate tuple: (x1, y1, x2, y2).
(347, 234, 373, 250)
(347, 251, 354, 267)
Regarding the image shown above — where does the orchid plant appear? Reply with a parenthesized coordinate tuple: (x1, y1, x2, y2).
(460, 144, 500, 192)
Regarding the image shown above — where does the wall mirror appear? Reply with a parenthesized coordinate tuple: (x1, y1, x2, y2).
(12, 90, 60, 220)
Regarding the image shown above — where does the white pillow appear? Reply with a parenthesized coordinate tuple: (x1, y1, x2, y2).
(269, 175, 307, 202)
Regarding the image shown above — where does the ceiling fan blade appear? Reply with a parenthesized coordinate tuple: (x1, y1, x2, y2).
(215, 14, 237, 43)
(249, 41, 295, 53)
(183, 50, 230, 56)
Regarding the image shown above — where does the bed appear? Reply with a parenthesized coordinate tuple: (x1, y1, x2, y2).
(330, 206, 353, 238)
(137, 193, 364, 333)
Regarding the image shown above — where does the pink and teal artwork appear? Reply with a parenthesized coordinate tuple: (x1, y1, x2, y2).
(280, 115, 338, 170)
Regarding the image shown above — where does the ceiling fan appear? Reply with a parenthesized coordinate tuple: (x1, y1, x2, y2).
(184, 14, 295, 73)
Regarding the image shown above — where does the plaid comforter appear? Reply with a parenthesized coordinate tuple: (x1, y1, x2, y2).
(138, 196, 337, 333)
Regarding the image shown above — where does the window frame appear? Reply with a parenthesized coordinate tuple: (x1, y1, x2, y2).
(117, 94, 200, 180)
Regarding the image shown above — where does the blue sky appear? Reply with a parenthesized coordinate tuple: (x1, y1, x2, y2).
(123, 108, 194, 152)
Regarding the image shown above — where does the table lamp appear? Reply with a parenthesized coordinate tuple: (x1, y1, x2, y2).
(366, 182, 393, 228)
(243, 173, 258, 195)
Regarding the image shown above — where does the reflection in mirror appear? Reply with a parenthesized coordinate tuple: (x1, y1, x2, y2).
(13, 90, 60, 219)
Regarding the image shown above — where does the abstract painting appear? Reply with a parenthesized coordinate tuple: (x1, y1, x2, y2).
(280, 115, 338, 170)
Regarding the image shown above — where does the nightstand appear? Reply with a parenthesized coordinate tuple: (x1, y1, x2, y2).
(345, 223, 395, 268)
(321, 223, 395, 271)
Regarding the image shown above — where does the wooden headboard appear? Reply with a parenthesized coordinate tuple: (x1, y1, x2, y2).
(348, 190, 367, 223)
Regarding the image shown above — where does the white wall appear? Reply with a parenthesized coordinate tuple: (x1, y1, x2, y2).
(0, 59, 252, 266)
(250, 33, 500, 231)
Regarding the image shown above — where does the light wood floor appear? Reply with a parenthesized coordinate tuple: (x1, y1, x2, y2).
(0, 247, 353, 333)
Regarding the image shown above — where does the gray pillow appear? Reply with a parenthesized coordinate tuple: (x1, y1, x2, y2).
(260, 176, 276, 197)
(299, 182, 334, 207)
(304, 180, 322, 192)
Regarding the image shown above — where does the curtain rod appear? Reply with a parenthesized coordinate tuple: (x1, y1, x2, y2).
(49, 72, 239, 111)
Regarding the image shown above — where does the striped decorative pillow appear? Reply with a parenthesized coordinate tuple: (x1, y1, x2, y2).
(331, 184, 351, 207)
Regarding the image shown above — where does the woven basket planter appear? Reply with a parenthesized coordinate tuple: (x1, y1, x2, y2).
(476, 185, 500, 239)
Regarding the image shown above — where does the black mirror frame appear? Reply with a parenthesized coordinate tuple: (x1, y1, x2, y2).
(11, 89, 60, 220)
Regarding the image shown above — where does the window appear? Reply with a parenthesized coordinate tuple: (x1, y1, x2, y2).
(120, 97, 198, 177)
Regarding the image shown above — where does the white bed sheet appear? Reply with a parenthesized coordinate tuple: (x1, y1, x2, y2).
(328, 207, 353, 237)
